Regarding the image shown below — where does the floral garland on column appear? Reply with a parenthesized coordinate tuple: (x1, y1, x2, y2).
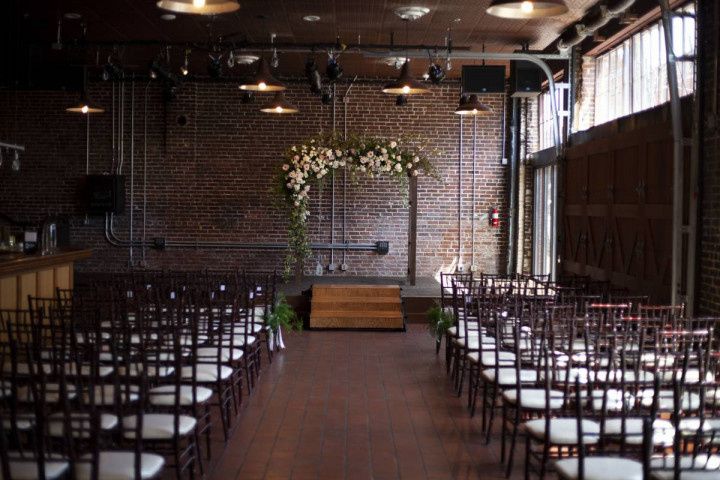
(277, 134, 437, 278)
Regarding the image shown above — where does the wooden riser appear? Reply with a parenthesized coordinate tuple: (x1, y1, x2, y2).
(310, 284, 405, 330)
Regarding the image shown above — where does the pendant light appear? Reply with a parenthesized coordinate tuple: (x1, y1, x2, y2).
(383, 61, 430, 95)
(260, 92, 298, 114)
(486, 0, 568, 19)
(239, 57, 286, 92)
(382, 17, 429, 96)
(454, 95, 491, 115)
(156, 0, 240, 15)
(66, 67, 104, 114)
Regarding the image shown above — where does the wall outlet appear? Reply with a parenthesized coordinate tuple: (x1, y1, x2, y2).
(328, 263, 337, 272)
(457, 264, 464, 272)
(470, 264, 478, 272)
(340, 263, 348, 271)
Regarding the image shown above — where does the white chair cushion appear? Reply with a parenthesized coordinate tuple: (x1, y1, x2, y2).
(594, 369, 654, 383)
(118, 364, 175, 378)
(3, 453, 68, 480)
(48, 412, 118, 438)
(589, 389, 635, 412)
(525, 418, 600, 445)
(502, 389, 565, 410)
(480, 351, 516, 367)
(555, 457, 643, 480)
(149, 385, 213, 406)
(656, 368, 715, 384)
(182, 364, 233, 382)
(197, 347, 244, 362)
(122, 413, 197, 440)
(649, 454, 720, 480)
(481, 368, 538, 386)
(16, 383, 77, 403)
(84, 385, 139, 405)
(603, 418, 674, 446)
(639, 389, 702, 411)
(75, 451, 164, 480)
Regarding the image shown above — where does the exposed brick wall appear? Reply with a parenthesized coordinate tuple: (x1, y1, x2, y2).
(0, 79, 508, 278)
(574, 55, 596, 132)
(698, 0, 720, 313)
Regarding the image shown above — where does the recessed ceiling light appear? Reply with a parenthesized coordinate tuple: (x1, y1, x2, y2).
(63, 12, 82, 20)
(302, 15, 320, 22)
(233, 54, 260, 65)
(394, 6, 430, 21)
(160, 13, 177, 20)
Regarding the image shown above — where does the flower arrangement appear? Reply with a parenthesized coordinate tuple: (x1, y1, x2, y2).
(278, 134, 437, 278)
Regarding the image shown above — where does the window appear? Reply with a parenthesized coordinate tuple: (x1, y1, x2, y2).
(594, 3, 696, 125)
(533, 165, 557, 277)
(537, 83, 570, 151)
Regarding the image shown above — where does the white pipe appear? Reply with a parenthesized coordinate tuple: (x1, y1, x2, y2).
(458, 115, 463, 270)
(0, 142, 25, 152)
(129, 79, 135, 267)
(471, 115, 477, 270)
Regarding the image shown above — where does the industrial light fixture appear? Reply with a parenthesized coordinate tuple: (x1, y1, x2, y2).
(180, 49, 190, 76)
(454, 94, 491, 115)
(383, 61, 430, 95)
(67, 67, 104, 114)
(486, 0, 568, 19)
(427, 63, 445, 84)
(260, 92, 298, 114)
(156, 0, 240, 15)
(326, 53, 343, 82)
(239, 57, 285, 92)
(302, 15, 320, 22)
(305, 57, 322, 94)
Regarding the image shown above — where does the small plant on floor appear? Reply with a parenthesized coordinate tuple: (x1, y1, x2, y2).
(265, 294, 303, 334)
(426, 303, 454, 344)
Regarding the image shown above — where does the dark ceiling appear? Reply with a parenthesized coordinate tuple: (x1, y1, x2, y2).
(0, 0, 662, 87)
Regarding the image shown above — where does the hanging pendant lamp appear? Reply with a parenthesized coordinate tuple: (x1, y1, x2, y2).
(239, 57, 286, 92)
(260, 92, 298, 114)
(66, 67, 104, 114)
(157, 0, 240, 15)
(454, 95, 491, 116)
(486, 0, 568, 19)
(382, 61, 430, 95)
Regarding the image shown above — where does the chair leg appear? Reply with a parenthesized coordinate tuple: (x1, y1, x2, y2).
(445, 337, 453, 375)
(505, 416, 519, 478)
(500, 403, 507, 461)
(524, 435, 531, 480)
(486, 385, 498, 445)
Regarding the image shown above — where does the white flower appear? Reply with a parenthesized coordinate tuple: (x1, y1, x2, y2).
(291, 146, 297, 152)
(413, 156, 420, 163)
(304, 185, 310, 192)
(367, 151, 374, 158)
(335, 150, 342, 157)
(389, 141, 397, 148)
(282, 164, 290, 171)
(406, 163, 413, 169)
(303, 164, 310, 171)
(303, 155, 310, 162)
(359, 166, 366, 172)
(294, 184, 301, 191)
(294, 200, 300, 206)
(381, 148, 387, 154)
(412, 169, 418, 176)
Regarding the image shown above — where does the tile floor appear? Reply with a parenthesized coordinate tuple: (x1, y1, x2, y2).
(208, 325, 524, 480)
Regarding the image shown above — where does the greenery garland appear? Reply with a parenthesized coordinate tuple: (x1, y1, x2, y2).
(278, 134, 438, 278)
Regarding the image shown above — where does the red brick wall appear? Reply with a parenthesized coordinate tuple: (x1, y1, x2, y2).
(0, 80, 508, 277)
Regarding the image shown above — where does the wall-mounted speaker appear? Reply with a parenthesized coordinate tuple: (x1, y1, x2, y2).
(461, 65, 506, 94)
(84, 175, 126, 215)
(510, 60, 542, 98)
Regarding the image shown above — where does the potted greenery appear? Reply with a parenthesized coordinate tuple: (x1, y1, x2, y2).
(426, 303, 455, 354)
(264, 294, 303, 350)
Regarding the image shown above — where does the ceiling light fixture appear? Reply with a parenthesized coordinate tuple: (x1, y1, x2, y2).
(160, 13, 177, 20)
(63, 12, 82, 20)
(454, 95, 491, 115)
(180, 49, 190, 76)
(383, 61, 430, 95)
(233, 54, 260, 65)
(260, 92, 298, 114)
(486, 0, 568, 19)
(394, 6, 430, 21)
(156, 0, 240, 15)
(239, 57, 285, 92)
(67, 67, 104, 114)
(427, 63, 445, 84)
(302, 15, 321, 22)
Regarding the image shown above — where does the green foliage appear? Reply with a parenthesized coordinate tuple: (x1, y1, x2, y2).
(265, 294, 303, 333)
(426, 304, 454, 341)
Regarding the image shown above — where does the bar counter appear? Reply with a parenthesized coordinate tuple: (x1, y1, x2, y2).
(0, 248, 91, 310)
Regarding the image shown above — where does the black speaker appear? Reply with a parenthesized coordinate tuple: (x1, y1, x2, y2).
(461, 65, 506, 94)
(510, 60, 542, 97)
(84, 175, 126, 214)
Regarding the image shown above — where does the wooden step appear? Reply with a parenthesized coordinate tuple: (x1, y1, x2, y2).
(309, 284, 405, 330)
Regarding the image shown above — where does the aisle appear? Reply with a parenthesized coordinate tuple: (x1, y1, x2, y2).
(210, 325, 521, 480)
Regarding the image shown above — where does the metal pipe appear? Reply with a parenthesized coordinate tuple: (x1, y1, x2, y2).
(330, 83, 336, 269)
(507, 98, 520, 276)
(341, 76, 357, 267)
(142, 82, 150, 266)
(557, 0, 637, 51)
(105, 214, 379, 251)
(112, 82, 116, 173)
(458, 115, 463, 270)
(659, 0, 685, 306)
(129, 78, 135, 266)
(119, 82, 125, 173)
(471, 115, 477, 270)
(0, 142, 25, 151)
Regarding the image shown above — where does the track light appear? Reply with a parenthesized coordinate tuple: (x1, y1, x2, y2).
(11, 151, 20, 172)
(486, 0, 568, 19)
(321, 89, 333, 105)
(383, 61, 430, 95)
(427, 63, 445, 84)
(150, 58, 179, 84)
(180, 49, 190, 76)
(239, 57, 285, 92)
(156, 0, 240, 15)
(260, 92, 298, 114)
(454, 94, 491, 115)
(102, 55, 124, 81)
(396, 95, 408, 106)
(305, 58, 322, 95)
(326, 55, 343, 82)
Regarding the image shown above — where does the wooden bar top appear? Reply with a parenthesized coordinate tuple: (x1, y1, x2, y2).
(0, 248, 92, 277)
